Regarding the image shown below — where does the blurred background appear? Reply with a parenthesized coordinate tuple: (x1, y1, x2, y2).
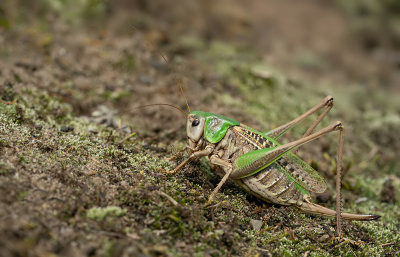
(2, 0, 400, 88)
(1, 0, 399, 256)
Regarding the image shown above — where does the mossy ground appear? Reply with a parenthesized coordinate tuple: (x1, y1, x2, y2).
(0, 1, 399, 256)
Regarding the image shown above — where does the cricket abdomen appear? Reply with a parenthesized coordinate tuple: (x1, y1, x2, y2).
(237, 164, 304, 206)
(214, 126, 306, 206)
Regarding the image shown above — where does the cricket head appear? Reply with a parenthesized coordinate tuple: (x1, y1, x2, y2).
(186, 111, 207, 150)
(186, 111, 240, 150)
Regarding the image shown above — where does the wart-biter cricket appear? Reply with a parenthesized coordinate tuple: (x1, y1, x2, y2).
(163, 95, 380, 239)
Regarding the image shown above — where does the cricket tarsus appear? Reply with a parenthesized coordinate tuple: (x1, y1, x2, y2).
(163, 146, 213, 174)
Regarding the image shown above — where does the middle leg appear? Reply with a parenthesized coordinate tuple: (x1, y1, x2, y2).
(205, 156, 233, 206)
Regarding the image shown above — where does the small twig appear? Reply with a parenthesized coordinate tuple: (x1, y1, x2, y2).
(204, 200, 227, 209)
(322, 224, 334, 238)
(118, 132, 136, 144)
(0, 98, 17, 105)
(156, 190, 181, 207)
(273, 221, 283, 231)
(254, 247, 269, 253)
(334, 238, 349, 248)
(234, 228, 248, 238)
(334, 237, 365, 248)
(381, 242, 396, 247)
(86, 170, 99, 176)
(48, 197, 65, 202)
(245, 247, 270, 257)
(93, 230, 125, 238)
(287, 227, 295, 240)
(106, 129, 114, 143)
(126, 232, 140, 240)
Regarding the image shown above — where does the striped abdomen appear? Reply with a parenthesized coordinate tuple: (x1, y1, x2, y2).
(230, 126, 306, 206)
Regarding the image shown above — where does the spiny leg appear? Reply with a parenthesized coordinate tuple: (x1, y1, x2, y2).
(232, 121, 343, 179)
(336, 125, 344, 239)
(293, 101, 333, 154)
(294, 103, 344, 238)
(271, 107, 346, 238)
(302, 101, 333, 137)
(265, 96, 334, 139)
(163, 146, 214, 174)
(205, 156, 233, 206)
(271, 96, 344, 237)
(298, 114, 345, 239)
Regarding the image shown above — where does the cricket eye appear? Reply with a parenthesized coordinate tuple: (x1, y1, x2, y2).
(192, 119, 200, 127)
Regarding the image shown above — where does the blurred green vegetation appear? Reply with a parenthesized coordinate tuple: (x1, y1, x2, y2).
(0, 0, 109, 27)
(336, 0, 400, 50)
(1, 0, 400, 55)
(1, 0, 399, 45)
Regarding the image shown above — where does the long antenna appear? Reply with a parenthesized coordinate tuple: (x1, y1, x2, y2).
(132, 26, 191, 113)
(178, 79, 191, 113)
(134, 103, 187, 116)
(158, 51, 191, 113)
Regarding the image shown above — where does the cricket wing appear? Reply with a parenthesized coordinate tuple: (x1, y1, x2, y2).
(278, 152, 327, 193)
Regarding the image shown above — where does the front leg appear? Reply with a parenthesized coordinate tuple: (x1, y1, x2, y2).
(184, 138, 204, 153)
(164, 145, 214, 174)
(205, 156, 233, 206)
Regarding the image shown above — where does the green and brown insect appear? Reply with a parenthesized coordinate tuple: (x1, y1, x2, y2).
(163, 95, 380, 239)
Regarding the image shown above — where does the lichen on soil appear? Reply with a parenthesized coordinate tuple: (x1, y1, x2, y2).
(0, 1, 400, 256)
